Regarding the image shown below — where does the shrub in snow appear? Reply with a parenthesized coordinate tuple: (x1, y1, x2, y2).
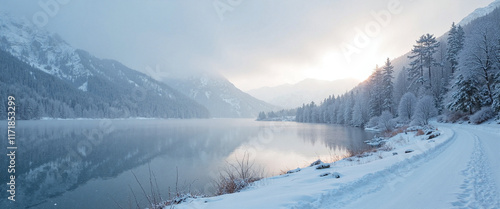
(378, 111, 396, 132)
(411, 96, 438, 125)
(214, 153, 262, 195)
(367, 116, 380, 128)
(470, 107, 494, 124)
(398, 92, 417, 123)
(445, 111, 466, 123)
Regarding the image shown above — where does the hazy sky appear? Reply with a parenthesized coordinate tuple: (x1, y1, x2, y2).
(0, 0, 495, 90)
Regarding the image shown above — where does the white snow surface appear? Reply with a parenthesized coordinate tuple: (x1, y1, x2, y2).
(176, 122, 500, 209)
(459, 0, 500, 26)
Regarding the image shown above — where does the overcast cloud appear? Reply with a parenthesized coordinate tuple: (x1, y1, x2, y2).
(0, 0, 494, 90)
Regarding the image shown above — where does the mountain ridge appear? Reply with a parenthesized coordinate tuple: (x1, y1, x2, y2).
(164, 72, 277, 118)
(0, 13, 210, 119)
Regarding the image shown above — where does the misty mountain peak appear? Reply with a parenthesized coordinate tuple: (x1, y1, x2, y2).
(459, 0, 500, 26)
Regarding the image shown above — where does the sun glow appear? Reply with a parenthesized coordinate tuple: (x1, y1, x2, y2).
(303, 50, 378, 82)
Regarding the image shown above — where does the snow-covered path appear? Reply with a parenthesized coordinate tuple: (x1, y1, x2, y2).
(343, 123, 500, 209)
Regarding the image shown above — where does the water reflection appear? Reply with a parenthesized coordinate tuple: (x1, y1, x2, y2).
(0, 119, 373, 209)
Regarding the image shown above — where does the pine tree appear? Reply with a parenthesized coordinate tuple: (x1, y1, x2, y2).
(369, 66, 384, 117)
(447, 74, 481, 114)
(447, 23, 465, 74)
(382, 58, 394, 113)
(352, 101, 364, 127)
(344, 92, 354, 125)
(408, 34, 440, 91)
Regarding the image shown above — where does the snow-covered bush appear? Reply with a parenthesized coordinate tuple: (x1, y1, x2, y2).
(470, 107, 494, 124)
(378, 111, 396, 132)
(398, 92, 417, 123)
(445, 111, 466, 123)
(411, 96, 438, 125)
(367, 116, 380, 128)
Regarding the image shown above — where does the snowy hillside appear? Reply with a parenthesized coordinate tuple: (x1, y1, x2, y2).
(247, 78, 359, 109)
(0, 13, 209, 119)
(458, 0, 500, 26)
(164, 73, 276, 118)
(0, 14, 90, 87)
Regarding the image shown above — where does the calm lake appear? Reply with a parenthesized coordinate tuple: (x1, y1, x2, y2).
(0, 119, 374, 209)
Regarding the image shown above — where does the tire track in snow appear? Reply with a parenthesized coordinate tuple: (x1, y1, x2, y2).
(452, 135, 500, 209)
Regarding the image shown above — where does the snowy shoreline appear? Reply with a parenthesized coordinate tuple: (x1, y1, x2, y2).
(172, 122, 466, 209)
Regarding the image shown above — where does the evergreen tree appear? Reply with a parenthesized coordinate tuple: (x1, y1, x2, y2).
(382, 58, 394, 113)
(447, 23, 465, 74)
(447, 74, 481, 114)
(352, 101, 364, 127)
(394, 68, 409, 107)
(408, 34, 440, 91)
(369, 66, 384, 117)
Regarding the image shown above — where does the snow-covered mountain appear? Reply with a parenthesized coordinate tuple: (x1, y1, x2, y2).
(0, 14, 209, 119)
(247, 78, 359, 109)
(458, 0, 500, 26)
(164, 73, 277, 118)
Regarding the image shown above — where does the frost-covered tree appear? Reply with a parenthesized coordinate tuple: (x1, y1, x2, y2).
(468, 32, 496, 105)
(394, 68, 409, 108)
(336, 99, 345, 124)
(344, 93, 354, 125)
(408, 34, 440, 92)
(447, 74, 482, 114)
(413, 95, 438, 125)
(382, 58, 394, 113)
(398, 92, 417, 123)
(369, 66, 384, 117)
(447, 23, 465, 74)
(352, 101, 364, 127)
(378, 111, 395, 132)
